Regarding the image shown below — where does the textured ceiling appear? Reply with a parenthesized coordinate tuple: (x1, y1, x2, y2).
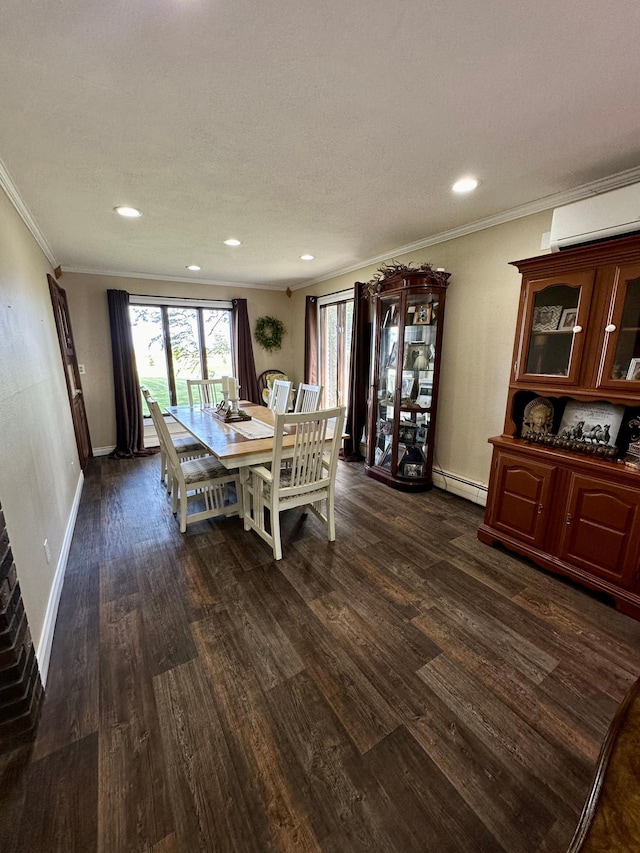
(1, 0, 640, 289)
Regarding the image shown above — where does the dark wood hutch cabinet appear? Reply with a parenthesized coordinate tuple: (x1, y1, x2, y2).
(366, 266, 450, 491)
(478, 234, 640, 620)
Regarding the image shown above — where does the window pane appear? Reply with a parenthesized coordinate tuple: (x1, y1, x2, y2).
(129, 306, 170, 412)
(319, 299, 353, 409)
(203, 309, 233, 380)
(167, 308, 200, 405)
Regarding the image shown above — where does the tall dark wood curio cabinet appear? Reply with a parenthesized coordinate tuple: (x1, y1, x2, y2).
(478, 234, 640, 620)
(366, 266, 450, 491)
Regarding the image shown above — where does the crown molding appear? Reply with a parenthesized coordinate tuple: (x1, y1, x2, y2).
(0, 156, 58, 269)
(6, 157, 640, 293)
(60, 266, 282, 291)
(294, 165, 640, 290)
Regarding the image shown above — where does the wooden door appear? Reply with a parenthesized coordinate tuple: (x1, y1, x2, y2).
(559, 474, 640, 588)
(48, 275, 92, 470)
(488, 450, 556, 547)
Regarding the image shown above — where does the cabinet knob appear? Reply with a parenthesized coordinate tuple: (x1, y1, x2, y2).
(572, 325, 582, 333)
(566, 513, 572, 525)
(537, 504, 543, 514)
(604, 323, 616, 333)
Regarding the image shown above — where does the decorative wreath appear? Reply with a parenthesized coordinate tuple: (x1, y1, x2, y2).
(255, 316, 286, 352)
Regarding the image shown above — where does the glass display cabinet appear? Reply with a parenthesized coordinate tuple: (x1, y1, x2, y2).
(365, 265, 450, 490)
(479, 234, 640, 621)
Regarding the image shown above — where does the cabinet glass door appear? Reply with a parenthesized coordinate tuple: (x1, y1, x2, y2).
(517, 272, 594, 385)
(393, 293, 438, 479)
(599, 264, 640, 388)
(372, 295, 401, 473)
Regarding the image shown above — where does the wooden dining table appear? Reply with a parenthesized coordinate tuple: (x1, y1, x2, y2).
(166, 401, 345, 470)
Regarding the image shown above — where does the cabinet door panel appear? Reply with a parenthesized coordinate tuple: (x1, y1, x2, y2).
(559, 474, 640, 587)
(490, 453, 556, 547)
(596, 264, 640, 390)
(516, 272, 594, 386)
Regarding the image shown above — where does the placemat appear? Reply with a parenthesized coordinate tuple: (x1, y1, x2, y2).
(226, 419, 275, 439)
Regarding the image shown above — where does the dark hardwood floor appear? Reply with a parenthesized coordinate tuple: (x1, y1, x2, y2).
(2, 455, 640, 852)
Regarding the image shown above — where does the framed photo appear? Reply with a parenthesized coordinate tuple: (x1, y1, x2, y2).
(401, 374, 415, 400)
(380, 444, 406, 470)
(384, 340, 397, 368)
(402, 462, 424, 478)
(626, 358, 640, 381)
(414, 303, 433, 325)
(532, 304, 562, 332)
(398, 422, 417, 444)
(558, 307, 578, 330)
(558, 400, 625, 447)
(404, 342, 430, 370)
(416, 382, 432, 407)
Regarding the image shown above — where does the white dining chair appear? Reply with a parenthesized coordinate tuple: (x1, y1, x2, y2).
(141, 386, 208, 490)
(146, 397, 241, 532)
(187, 378, 224, 406)
(268, 378, 293, 414)
(242, 406, 345, 560)
(294, 383, 322, 412)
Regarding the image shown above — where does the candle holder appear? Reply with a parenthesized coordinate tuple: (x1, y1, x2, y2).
(208, 397, 251, 423)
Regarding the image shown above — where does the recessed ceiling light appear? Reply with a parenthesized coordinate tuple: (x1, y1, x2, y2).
(300, 254, 314, 261)
(114, 206, 142, 217)
(186, 264, 201, 271)
(223, 238, 241, 247)
(451, 177, 479, 194)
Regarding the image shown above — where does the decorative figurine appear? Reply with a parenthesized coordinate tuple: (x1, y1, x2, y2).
(521, 397, 554, 439)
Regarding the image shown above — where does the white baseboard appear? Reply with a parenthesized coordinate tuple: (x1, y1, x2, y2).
(93, 445, 116, 456)
(36, 470, 84, 685)
(432, 467, 488, 507)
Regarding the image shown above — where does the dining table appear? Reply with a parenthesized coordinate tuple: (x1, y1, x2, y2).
(166, 401, 345, 471)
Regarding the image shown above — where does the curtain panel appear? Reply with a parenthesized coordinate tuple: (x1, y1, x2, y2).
(232, 298, 260, 404)
(107, 289, 154, 457)
(304, 295, 319, 385)
(342, 281, 371, 461)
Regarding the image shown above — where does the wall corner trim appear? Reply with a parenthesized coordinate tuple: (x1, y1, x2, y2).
(36, 470, 84, 685)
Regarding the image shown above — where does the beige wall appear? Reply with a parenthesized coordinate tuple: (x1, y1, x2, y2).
(62, 273, 292, 450)
(290, 211, 553, 489)
(0, 187, 81, 654)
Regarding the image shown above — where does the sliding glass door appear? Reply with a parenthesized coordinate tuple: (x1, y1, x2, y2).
(130, 303, 233, 410)
(318, 293, 353, 409)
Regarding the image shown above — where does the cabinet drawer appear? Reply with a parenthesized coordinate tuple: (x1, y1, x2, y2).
(559, 474, 640, 588)
(489, 452, 557, 548)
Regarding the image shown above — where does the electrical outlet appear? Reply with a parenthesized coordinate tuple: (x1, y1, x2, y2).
(43, 539, 51, 564)
(78, 364, 86, 374)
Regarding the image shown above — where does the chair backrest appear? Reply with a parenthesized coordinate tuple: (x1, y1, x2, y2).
(259, 370, 289, 405)
(187, 378, 223, 406)
(146, 396, 181, 470)
(271, 406, 345, 492)
(294, 383, 322, 413)
(268, 379, 292, 414)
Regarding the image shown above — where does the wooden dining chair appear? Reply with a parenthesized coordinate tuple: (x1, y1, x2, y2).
(293, 383, 322, 412)
(146, 397, 241, 532)
(141, 386, 208, 490)
(187, 378, 224, 406)
(242, 406, 345, 560)
(267, 379, 293, 414)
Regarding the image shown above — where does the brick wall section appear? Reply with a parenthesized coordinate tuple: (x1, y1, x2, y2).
(0, 502, 43, 746)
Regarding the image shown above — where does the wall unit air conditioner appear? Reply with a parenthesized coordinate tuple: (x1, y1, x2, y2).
(549, 182, 640, 251)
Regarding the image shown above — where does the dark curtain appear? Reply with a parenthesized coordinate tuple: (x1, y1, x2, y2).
(232, 298, 260, 403)
(107, 289, 154, 457)
(341, 281, 371, 461)
(304, 295, 319, 384)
